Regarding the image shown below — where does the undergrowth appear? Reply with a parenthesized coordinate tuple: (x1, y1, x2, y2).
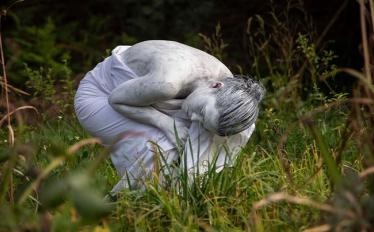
(1, 0, 374, 231)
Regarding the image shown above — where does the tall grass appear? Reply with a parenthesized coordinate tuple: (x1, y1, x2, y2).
(1, 1, 374, 231)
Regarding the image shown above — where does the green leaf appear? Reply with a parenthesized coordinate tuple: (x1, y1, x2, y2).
(306, 121, 342, 187)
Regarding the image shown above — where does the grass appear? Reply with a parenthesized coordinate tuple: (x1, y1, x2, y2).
(1, 0, 374, 231)
(0, 102, 362, 231)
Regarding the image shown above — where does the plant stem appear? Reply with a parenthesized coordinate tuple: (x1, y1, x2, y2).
(360, 0, 372, 85)
(0, 12, 14, 204)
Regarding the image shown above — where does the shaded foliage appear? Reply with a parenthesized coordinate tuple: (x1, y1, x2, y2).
(1, 0, 361, 90)
(1, 0, 373, 231)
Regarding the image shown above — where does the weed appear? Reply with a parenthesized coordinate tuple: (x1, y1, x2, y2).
(199, 23, 228, 61)
(1, 0, 374, 231)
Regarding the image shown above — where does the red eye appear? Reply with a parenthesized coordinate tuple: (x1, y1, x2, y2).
(212, 82, 223, 88)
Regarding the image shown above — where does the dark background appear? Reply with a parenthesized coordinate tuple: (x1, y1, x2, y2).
(1, 0, 361, 94)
